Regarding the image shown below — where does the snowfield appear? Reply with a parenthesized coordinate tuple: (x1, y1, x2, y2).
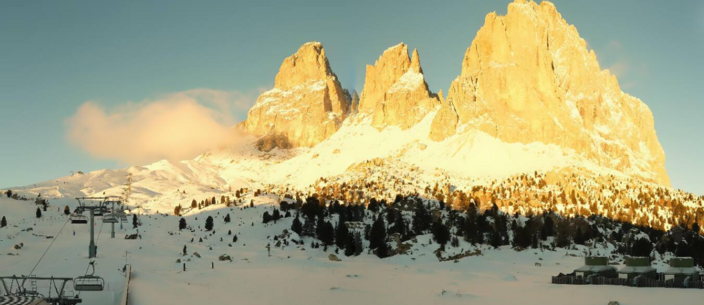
(2, 113, 702, 305)
(0, 196, 701, 305)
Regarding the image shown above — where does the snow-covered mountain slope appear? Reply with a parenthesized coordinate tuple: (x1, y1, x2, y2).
(4, 0, 698, 261)
(1, 194, 701, 305)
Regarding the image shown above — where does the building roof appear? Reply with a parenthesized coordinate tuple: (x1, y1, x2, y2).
(584, 256, 608, 266)
(624, 256, 650, 267)
(617, 266, 656, 274)
(574, 265, 616, 273)
(663, 267, 699, 276)
(669, 257, 694, 268)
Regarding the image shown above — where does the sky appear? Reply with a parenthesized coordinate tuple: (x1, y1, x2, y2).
(1, 0, 703, 194)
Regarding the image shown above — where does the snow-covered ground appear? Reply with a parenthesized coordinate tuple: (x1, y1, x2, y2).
(1, 196, 700, 305)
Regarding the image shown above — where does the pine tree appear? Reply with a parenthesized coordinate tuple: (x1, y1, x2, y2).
(335, 222, 348, 249)
(182, 245, 187, 256)
(63, 206, 70, 216)
(205, 216, 214, 231)
(132, 214, 138, 229)
(344, 232, 356, 257)
(412, 203, 431, 235)
(320, 221, 335, 246)
(369, 215, 387, 249)
(392, 214, 407, 237)
(631, 237, 653, 257)
(263, 211, 271, 224)
(224, 214, 231, 223)
(291, 214, 303, 235)
(302, 216, 316, 237)
(451, 236, 460, 248)
(36, 207, 42, 218)
(552, 219, 570, 247)
(272, 209, 281, 223)
(1, 216, 6, 228)
(464, 203, 479, 244)
(574, 227, 585, 245)
(376, 238, 389, 258)
(191, 199, 197, 209)
(512, 224, 531, 249)
(490, 229, 502, 249)
(432, 220, 450, 246)
(233, 235, 238, 243)
(541, 215, 554, 240)
(316, 215, 326, 240)
(179, 218, 187, 230)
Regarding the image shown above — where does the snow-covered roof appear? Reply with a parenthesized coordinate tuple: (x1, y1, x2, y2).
(663, 267, 699, 276)
(617, 266, 656, 274)
(574, 265, 616, 273)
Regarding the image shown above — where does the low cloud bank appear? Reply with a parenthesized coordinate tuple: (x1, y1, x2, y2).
(66, 88, 257, 165)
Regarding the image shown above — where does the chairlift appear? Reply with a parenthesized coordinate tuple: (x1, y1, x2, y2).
(74, 261, 105, 291)
(70, 214, 88, 224)
(73, 275, 104, 291)
(103, 214, 118, 224)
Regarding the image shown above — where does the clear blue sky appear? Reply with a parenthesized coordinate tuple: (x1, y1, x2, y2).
(1, 0, 702, 194)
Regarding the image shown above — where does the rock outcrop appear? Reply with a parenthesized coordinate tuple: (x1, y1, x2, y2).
(429, 0, 669, 186)
(358, 44, 439, 130)
(244, 42, 349, 150)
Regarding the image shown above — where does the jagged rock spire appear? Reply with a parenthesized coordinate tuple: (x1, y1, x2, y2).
(243, 42, 349, 151)
(358, 43, 439, 130)
(429, 0, 669, 186)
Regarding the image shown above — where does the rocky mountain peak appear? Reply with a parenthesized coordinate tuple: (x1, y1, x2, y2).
(243, 42, 349, 151)
(358, 43, 439, 130)
(410, 48, 423, 74)
(429, 0, 670, 186)
(274, 42, 333, 90)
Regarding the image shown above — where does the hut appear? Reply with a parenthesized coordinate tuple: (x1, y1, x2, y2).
(617, 257, 657, 280)
(574, 256, 617, 282)
(663, 257, 700, 282)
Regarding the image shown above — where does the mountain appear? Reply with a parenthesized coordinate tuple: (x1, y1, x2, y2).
(357, 43, 440, 130)
(430, 0, 669, 186)
(243, 42, 350, 151)
(6, 1, 691, 222)
(237, 0, 668, 188)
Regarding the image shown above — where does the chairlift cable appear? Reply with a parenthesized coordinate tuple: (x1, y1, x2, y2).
(27, 217, 70, 276)
(76, 221, 105, 297)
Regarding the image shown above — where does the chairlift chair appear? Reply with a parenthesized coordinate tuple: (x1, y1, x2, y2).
(70, 214, 88, 224)
(73, 275, 104, 291)
(103, 214, 118, 224)
(74, 261, 105, 291)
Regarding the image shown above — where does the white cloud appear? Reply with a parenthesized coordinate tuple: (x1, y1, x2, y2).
(66, 88, 258, 165)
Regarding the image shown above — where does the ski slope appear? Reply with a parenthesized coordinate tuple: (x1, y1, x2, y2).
(1, 196, 701, 305)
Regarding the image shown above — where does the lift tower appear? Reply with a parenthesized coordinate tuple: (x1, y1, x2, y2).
(75, 197, 110, 259)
